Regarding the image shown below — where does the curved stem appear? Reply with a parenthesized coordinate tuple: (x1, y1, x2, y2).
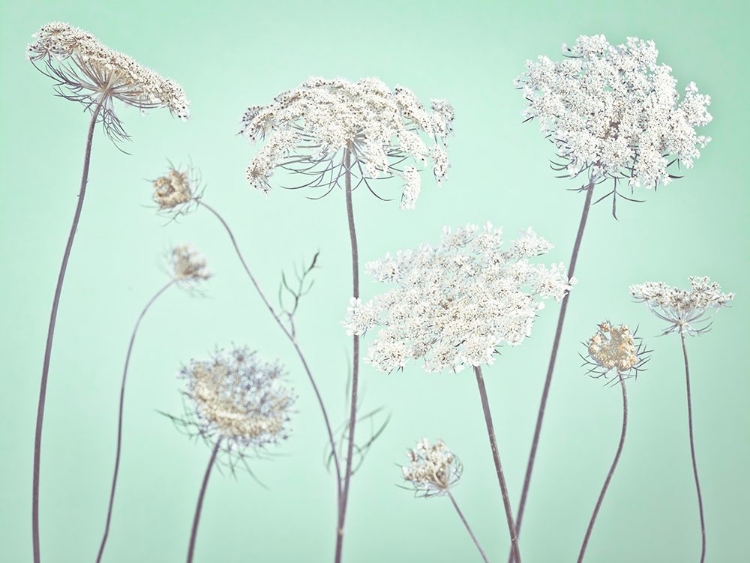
(95, 280, 175, 562)
(335, 147, 359, 563)
(681, 331, 706, 563)
(33, 98, 105, 563)
(447, 491, 491, 563)
(577, 374, 628, 563)
(509, 182, 594, 563)
(474, 366, 521, 563)
(187, 438, 222, 563)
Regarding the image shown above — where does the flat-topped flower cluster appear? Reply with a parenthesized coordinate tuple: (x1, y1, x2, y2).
(239, 77, 453, 208)
(344, 224, 574, 373)
(516, 35, 712, 187)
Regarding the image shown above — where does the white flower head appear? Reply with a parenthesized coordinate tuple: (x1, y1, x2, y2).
(517, 35, 711, 190)
(239, 77, 453, 208)
(630, 276, 734, 336)
(401, 438, 462, 498)
(583, 321, 650, 379)
(27, 22, 189, 141)
(343, 223, 574, 373)
(170, 243, 211, 287)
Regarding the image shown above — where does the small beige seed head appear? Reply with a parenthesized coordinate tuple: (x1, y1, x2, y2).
(401, 438, 462, 497)
(171, 244, 211, 282)
(586, 322, 641, 375)
(153, 168, 194, 210)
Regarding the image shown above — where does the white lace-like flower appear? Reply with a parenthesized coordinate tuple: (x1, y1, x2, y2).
(630, 276, 734, 335)
(401, 438, 462, 498)
(343, 224, 574, 373)
(179, 346, 295, 452)
(517, 35, 711, 188)
(239, 77, 453, 208)
(27, 22, 189, 140)
(584, 322, 649, 379)
(170, 244, 211, 284)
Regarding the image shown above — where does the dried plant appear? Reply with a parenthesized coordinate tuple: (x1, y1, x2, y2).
(27, 23, 188, 562)
(511, 36, 712, 560)
(631, 277, 734, 562)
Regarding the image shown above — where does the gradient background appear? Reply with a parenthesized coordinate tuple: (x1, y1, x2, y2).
(1, 0, 747, 561)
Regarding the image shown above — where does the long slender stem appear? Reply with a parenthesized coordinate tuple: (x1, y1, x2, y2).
(577, 374, 628, 563)
(33, 98, 105, 563)
(509, 182, 594, 563)
(447, 490, 491, 563)
(196, 200, 342, 507)
(680, 331, 706, 563)
(187, 438, 222, 563)
(335, 147, 359, 563)
(474, 366, 521, 563)
(95, 280, 175, 562)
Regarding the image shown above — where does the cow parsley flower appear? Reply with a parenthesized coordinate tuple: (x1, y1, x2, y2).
(582, 322, 650, 379)
(517, 35, 711, 190)
(27, 22, 189, 140)
(630, 276, 734, 335)
(343, 224, 574, 373)
(239, 77, 453, 208)
(402, 439, 462, 498)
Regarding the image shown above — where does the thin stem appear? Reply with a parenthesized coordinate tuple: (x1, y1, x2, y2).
(186, 438, 222, 563)
(95, 280, 175, 562)
(509, 182, 594, 563)
(447, 490, 491, 563)
(196, 199, 342, 508)
(335, 147, 359, 563)
(577, 374, 628, 563)
(33, 98, 105, 563)
(681, 331, 706, 563)
(474, 366, 521, 563)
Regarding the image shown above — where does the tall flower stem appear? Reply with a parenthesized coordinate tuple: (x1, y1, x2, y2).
(474, 366, 521, 563)
(577, 374, 628, 563)
(335, 147, 359, 563)
(187, 438, 222, 563)
(95, 280, 175, 562)
(447, 490, 491, 563)
(33, 98, 105, 563)
(509, 181, 595, 563)
(195, 202, 343, 526)
(680, 331, 706, 563)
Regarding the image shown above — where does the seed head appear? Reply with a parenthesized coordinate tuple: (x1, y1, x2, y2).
(170, 244, 211, 285)
(151, 164, 200, 217)
(583, 322, 649, 379)
(401, 439, 462, 498)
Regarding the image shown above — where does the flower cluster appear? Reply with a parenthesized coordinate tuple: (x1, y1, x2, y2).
(239, 77, 453, 208)
(516, 35, 712, 188)
(584, 322, 648, 379)
(402, 439, 462, 498)
(179, 346, 295, 452)
(27, 22, 189, 139)
(630, 276, 734, 335)
(170, 244, 211, 284)
(343, 224, 574, 373)
(152, 165, 198, 214)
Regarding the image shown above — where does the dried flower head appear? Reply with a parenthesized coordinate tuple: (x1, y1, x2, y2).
(177, 346, 296, 458)
(630, 276, 734, 336)
(151, 164, 201, 217)
(27, 22, 189, 141)
(516, 35, 711, 191)
(239, 77, 453, 208)
(170, 243, 211, 285)
(401, 439, 462, 498)
(583, 322, 650, 379)
(343, 223, 574, 373)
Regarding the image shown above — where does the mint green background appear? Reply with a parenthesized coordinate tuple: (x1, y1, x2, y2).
(1, 1, 747, 561)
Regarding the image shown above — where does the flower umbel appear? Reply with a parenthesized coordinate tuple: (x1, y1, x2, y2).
(630, 276, 734, 335)
(170, 244, 211, 286)
(516, 35, 712, 191)
(240, 77, 453, 208)
(343, 223, 574, 373)
(402, 439, 462, 498)
(583, 322, 650, 379)
(151, 164, 201, 217)
(27, 22, 189, 141)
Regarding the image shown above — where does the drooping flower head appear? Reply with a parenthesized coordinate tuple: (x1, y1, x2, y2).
(151, 163, 201, 217)
(27, 22, 189, 141)
(177, 346, 296, 461)
(169, 243, 211, 288)
(239, 77, 453, 209)
(343, 224, 574, 373)
(516, 35, 711, 194)
(401, 439, 462, 498)
(630, 276, 734, 336)
(582, 322, 650, 379)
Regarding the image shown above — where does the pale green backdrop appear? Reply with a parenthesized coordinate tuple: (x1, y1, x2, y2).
(1, 0, 747, 561)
